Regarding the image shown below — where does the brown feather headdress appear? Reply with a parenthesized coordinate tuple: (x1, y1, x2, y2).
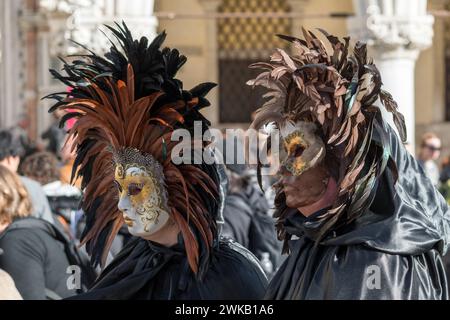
(247, 28, 407, 249)
(46, 22, 219, 274)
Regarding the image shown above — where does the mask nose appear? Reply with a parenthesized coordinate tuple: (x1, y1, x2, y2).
(118, 195, 131, 213)
(277, 162, 291, 176)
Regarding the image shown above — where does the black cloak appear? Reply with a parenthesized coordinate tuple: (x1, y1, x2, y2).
(70, 235, 268, 300)
(266, 125, 450, 300)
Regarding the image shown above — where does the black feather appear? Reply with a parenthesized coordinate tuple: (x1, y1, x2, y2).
(190, 83, 217, 98)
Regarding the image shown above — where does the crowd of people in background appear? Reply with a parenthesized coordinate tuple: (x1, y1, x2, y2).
(0, 113, 100, 299)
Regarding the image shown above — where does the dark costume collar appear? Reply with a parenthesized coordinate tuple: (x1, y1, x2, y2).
(69, 234, 268, 300)
(69, 235, 191, 300)
(283, 207, 330, 241)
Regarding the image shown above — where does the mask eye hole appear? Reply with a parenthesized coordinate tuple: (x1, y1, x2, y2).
(114, 180, 123, 193)
(293, 145, 305, 158)
(128, 183, 143, 196)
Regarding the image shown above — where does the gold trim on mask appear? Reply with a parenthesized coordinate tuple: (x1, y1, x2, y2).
(115, 159, 170, 232)
(282, 130, 310, 176)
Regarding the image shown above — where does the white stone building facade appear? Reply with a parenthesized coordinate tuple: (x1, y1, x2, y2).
(0, 0, 448, 152)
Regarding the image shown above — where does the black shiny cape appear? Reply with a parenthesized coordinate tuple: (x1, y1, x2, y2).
(266, 125, 450, 300)
(70, 236, 268, 300)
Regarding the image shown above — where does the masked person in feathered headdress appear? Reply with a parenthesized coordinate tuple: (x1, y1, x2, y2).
(46, 22, 267, 300)
(248, 28, 450, 300)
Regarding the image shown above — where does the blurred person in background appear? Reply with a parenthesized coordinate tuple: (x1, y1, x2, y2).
(59, 134, 81, 189)
(0, 166, 95, 299)
(9, 114, 40, 160)
(20, 151, 81, 238)
(0, 248, 22, 300)
(41, 108, 67, 156)
(417, 132, 442, 187)
(0, 130, 54, 224)
(440, 155, 450, 182)
(20, 151, 130, 257)
(439, 155, 450, 204)
(221, 137, 282, 278)
(438, 156, 450, 283)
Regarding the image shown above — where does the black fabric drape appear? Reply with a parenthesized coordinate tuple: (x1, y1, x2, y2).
(70, 236, 268, 300)
(266, 125, 450, 300)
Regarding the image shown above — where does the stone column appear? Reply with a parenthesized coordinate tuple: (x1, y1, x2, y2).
(20, 0, 72, 140)
(198, 0, 221, 126)
(23, 0, 42, 140)
(32, 0, 158, 139)
(68, 0, 158, 55)
(348, 0, 434, 150)
(0, 0, 25, 130)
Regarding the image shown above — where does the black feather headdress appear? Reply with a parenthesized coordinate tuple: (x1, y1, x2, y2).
(46, 22, 219, 274)
(248, 28, 407, 249)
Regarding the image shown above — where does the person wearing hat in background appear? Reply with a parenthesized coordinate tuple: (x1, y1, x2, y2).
(417, 132, 442, 187)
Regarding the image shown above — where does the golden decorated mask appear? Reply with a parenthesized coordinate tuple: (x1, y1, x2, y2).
(113, 148, 170, 238)
(279, 121, 326, 176)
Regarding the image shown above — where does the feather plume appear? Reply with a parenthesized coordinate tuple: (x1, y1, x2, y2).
(248, 28, 406, 246)
(46, 22, 219, 275)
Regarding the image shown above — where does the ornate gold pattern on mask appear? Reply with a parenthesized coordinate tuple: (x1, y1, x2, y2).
(282, 130, 309, 176)
(278, 121, 326, 176)
(115, 162, 169, 232)
(116, 164, 125, 179)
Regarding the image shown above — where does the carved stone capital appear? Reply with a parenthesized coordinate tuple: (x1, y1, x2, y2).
(348, 0, 434, 60)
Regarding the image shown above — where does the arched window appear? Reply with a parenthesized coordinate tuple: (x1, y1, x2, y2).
(217, 0, 291, 123)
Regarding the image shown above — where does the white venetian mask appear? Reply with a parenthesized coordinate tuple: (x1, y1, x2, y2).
(114, 150, 170, 238)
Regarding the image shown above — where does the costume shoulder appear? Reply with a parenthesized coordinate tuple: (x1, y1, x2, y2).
(387, 124, 450, 254)
(267, 239, 448, 300)
(197, 238, 268, 300)
(321, 124, 450, 256)
(221, 238, 266, 272)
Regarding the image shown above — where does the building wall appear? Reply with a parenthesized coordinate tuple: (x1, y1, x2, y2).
(155, 0, 216, 125)
(0, 0, 26, 130)
(155, 0, 208, 90)
(1, 0, 449, 154)
(415, 0, 450, 156)
(416, 0, 446, 126)
(0, 0, 159, 142)
(156, 0, 356, 128)
(292, 0, 353, 38)
(156, 0, 450, 156)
